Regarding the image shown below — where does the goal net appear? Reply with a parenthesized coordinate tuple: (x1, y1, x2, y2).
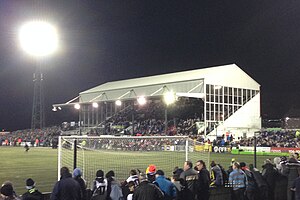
(58, 135, 210, 189)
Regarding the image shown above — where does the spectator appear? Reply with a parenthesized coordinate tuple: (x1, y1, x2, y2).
(240, 162, 257, 200)
(180, 161, 198, 200)
(21, 178, 43, 200)
(229, 162, 247, 200)
(210, 161, 223, 187)
(50, 167, 81, 200)
(195, 160, 210, 200)
(133, 173, 164, 200)
(146, 165, 157, 183)
(105, 170, 123, 200)
(154, 170, 177, 200)
(126, 181, 135, 200)
(0, 182, 20, 200)
(91, 170, 108, 200)
(73, 168, 87, 200)
(283, 158, 300, 200)
(126, 169, 139, 187)
(262, 159, 278, 200)
(291, 176, 300, 200)
(170, 171, 186, 200)
(249, 164, 268, 200)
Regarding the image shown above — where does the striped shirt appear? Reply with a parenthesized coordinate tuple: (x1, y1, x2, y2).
(229, 169, 247, 190)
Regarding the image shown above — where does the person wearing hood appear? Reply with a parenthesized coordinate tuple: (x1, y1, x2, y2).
(73, 168, 87, 200)
(105, 170, 123, 200)
(50, 167, 81, 200)
(21, 178, 43, 200)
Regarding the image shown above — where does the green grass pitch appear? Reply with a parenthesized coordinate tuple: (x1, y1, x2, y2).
(0, 146, 276, 195)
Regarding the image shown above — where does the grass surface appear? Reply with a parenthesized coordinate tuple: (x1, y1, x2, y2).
(0, 146, 276, 195)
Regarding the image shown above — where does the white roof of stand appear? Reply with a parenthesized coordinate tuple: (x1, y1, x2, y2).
(54, 63, 260, 105)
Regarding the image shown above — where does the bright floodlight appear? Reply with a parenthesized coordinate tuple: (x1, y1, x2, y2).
(137, 96, 147, 105)
(74, 103, 80, 110)
(115, 100, 122, 106)
(164, 91, 176, 105)
(92, 102, 99, 108)
(19, 20, 58, 57)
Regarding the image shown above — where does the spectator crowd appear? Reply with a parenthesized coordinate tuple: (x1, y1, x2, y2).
(3, 154, 300, 200)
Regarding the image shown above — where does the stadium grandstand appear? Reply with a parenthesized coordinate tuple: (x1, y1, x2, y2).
(52, 64, 261, 140)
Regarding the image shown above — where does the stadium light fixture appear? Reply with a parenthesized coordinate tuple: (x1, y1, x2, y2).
(74, 103, 80, 110)
(137, 96, 147, 106)
(19, 20, 58, 57)
(92, 102, 99, 108)
(115, 100, 122, 106)
(214, 85, 222, 90)
(164, 91, 176, 105)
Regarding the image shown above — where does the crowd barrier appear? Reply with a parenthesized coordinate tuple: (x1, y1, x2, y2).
(40, 182, 289, 200)
(40, 187, 233, 200)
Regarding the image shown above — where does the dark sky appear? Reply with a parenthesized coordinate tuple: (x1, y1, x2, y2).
(0, 0, 299, 131)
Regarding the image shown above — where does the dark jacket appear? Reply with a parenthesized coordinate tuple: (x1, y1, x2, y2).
(133, 180, 164, 200)
(197, 168, 210, 192)
(210, 165, 223, 186)
(50, 173, 81, 200)
(250, 170, 268, 188)
(22, 188, 43, 200)
(283, 161, 300, 187)
(74, 177, 87, 200)
(180, 168, 198, 200)
(262, 162, 278, 190)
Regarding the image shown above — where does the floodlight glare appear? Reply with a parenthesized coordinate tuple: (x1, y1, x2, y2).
(164, 91, 176, 105)
(92, 102, 99, 108)
(74, 103, 80, 110)
(137, 96, 146, 105)
(19, 20, 58, 57)
(115, 100, 122, 106)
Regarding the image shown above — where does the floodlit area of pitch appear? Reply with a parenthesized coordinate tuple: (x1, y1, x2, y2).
(19, 20, 58, 57)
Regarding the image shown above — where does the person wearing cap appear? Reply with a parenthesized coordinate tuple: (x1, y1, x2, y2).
(180, 161, 198, 200)
(133, 172, 164, 200)
(73, 168, 87, 200)
(50, 167, 81, 200)
(154, 170, 176, 200)
(91, 170, 108, 200)
(21, 178, 43, 200)
(0, 182, 20, 200)
(146, 165, 157, 183)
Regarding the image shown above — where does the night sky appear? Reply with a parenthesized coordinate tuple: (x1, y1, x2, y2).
(0, 0, 299, 131)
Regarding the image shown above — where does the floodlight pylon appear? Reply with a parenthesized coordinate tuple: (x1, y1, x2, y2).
(31, 63, 45, 129)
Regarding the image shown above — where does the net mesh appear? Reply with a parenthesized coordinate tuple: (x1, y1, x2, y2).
(58, 136, 210, 189)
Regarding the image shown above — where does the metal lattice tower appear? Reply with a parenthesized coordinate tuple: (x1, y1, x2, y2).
(31, 63, 45, 129)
